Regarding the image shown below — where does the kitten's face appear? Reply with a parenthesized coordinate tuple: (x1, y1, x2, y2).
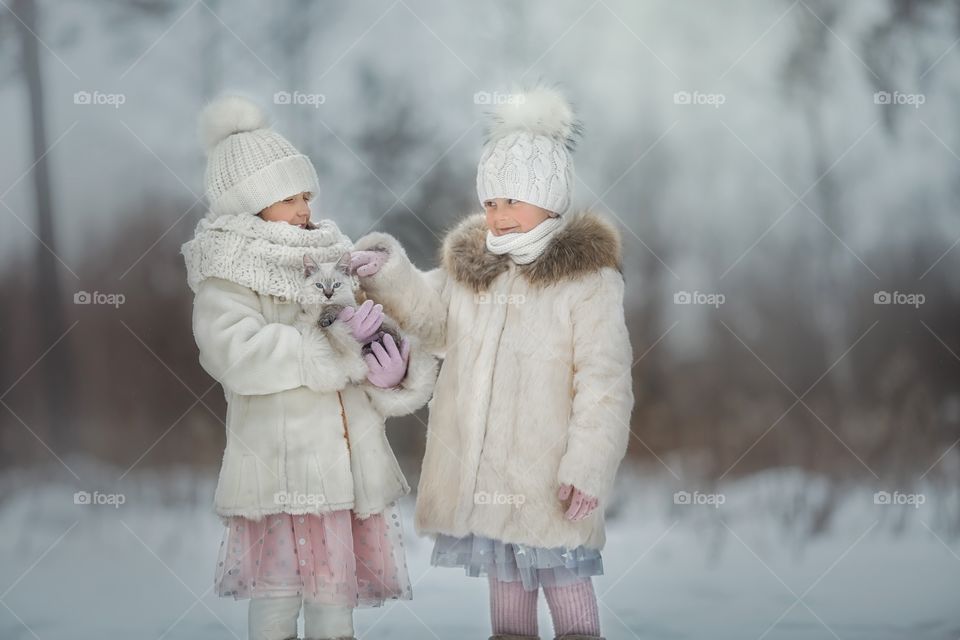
(300, 254, 357, 306)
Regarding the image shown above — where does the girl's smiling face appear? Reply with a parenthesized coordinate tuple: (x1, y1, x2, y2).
(483, 198, 553, 235)
(258, 192, 313, 228)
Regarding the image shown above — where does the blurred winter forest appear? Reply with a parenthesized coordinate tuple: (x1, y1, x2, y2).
(2, 1, 960, 637)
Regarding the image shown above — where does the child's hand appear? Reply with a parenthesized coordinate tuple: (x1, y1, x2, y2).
(558, 483, 599, 521)
(338, 299, 383, 343)
(364, 334, 411, 388)
(348, 250, 388, 277)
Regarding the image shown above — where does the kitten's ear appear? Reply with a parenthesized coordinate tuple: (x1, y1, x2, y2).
(334, 252, 352, 276)
(303, 254, 319, 278)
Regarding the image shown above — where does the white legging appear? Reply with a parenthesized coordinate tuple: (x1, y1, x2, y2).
(248, 596, 354, 640)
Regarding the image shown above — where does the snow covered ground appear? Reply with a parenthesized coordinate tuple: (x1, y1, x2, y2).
(1, 464, 958, 639)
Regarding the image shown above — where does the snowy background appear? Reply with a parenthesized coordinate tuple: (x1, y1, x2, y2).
(2, 0, 960, 638)
(3, 464, 960, 639)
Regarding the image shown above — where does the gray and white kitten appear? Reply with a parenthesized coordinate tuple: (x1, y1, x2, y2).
(298, 253, 401, 354)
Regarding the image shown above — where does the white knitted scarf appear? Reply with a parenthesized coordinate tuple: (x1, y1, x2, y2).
(181, 213, 353, 300)
(485, 215, 565, 265)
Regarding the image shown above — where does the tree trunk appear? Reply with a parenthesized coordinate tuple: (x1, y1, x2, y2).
(14, 0, 75, 455)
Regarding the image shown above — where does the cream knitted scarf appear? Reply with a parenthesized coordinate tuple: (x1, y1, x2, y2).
(484, 215, 565, 265)
(181, 213, 353, 300)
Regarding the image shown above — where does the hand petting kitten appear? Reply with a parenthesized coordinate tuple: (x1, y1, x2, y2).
(338, 299, 384, 343)
(348, 250, 388, 277)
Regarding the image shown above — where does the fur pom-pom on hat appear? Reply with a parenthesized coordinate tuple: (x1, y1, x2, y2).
(199, 95, 269, 152)
(484, 85, 582, 151)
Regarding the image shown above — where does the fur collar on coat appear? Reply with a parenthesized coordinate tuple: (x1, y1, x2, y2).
(440, 210, 622, 292)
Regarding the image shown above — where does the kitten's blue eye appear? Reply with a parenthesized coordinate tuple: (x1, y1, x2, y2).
(333, 282, 341, 288)
(315, 283, 322, 289)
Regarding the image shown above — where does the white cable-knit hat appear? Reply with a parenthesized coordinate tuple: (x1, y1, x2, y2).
(476, 86, 581, 215)
(199, 95, 320, 219)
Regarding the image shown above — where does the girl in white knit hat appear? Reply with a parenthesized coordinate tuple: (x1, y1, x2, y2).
(181, 96, 437, 640)
(349, 86, 634, 640)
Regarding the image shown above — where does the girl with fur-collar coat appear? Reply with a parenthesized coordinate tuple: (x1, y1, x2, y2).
(181, 97, 437, 640)
(350, 88, 634, 640)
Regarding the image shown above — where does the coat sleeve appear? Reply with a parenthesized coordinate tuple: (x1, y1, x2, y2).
(352, 232, 449, 355)
(192, 277, 367, 396)
(556, 268, 635, 503)
(362, 337, 439, 418)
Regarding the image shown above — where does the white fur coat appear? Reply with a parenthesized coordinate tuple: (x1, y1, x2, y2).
(354, 211, 634, 550)
(183, 215, 438, 521)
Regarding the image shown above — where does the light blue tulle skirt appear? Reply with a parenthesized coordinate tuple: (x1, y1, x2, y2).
(430, 533, 603, 591)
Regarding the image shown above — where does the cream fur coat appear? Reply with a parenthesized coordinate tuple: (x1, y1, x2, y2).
(353, 211, 634, 550)
(183, 214, 438, 521)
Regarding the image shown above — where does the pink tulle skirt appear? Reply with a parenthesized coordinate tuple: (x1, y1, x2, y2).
(214, 501, 411, 607)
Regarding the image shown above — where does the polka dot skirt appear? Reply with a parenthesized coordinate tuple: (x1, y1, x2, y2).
(214, 502, 411, 607)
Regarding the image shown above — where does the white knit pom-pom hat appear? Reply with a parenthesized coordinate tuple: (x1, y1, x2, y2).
(476, 85, 582, 215)
(199, 95, 320, 219)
